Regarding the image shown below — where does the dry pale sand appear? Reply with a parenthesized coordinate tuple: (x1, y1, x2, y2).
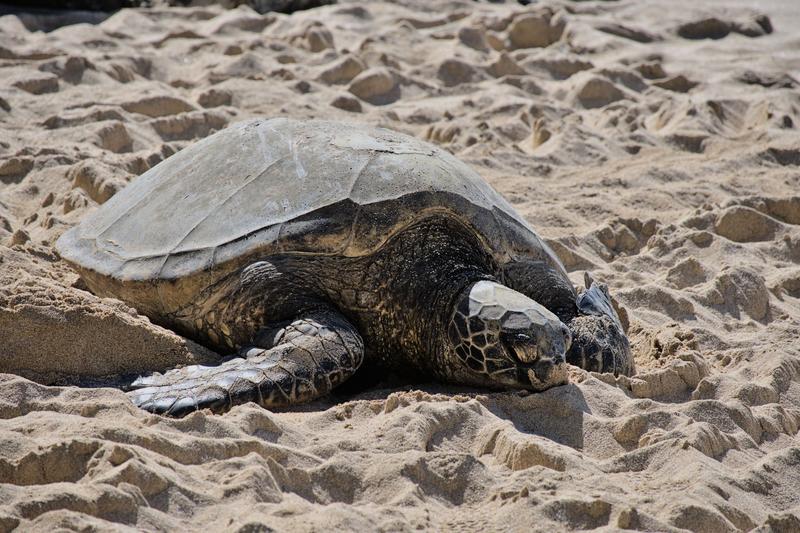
(1, 0, 799, 531)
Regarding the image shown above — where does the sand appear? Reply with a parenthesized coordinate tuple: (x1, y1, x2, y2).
(1, 0, 799, 530)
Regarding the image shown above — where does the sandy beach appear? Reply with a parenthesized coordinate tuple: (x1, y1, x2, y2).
(1, 0, 799, 530)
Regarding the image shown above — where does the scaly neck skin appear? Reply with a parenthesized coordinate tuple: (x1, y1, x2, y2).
(365, 217, 497, 378)
(173, 217, 499, 376)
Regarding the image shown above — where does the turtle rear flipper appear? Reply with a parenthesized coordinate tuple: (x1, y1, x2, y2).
(127, 309, 364, 417)
(567, 277, 633, 376)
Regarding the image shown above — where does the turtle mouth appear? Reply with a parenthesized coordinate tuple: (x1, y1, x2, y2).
(500, 337, 567, 389)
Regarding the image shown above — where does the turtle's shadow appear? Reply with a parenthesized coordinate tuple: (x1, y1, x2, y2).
(479, 383, 590, 450)
(328, 377, 590, 451)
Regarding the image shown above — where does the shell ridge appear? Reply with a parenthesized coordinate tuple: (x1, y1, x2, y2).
(290, 136, 307, 180)
(346, 151, 378, 199)
(265, 120, 307, 180)
(255, 120, 275, 166)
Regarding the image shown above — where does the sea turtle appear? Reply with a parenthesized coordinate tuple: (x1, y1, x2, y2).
(56, 118, 633, 417)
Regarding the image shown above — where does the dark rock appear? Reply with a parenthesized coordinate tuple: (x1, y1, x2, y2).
(1, 1, 146, 9)
(224, 0, 336, 14)
(732, 14, 772, 37)
(167, 1, 336, 14)
(0, 0, 336, 14)
(330, 94, 362, 113)
(677, 18, 731, 40)
(738, 70, 796, 89)
(653, 74, 698, 93)
(0, 3, 114, 31)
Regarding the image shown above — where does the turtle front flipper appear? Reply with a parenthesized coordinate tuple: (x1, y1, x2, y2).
(566, 274, 633, 376)
(127, 309, 364, 417)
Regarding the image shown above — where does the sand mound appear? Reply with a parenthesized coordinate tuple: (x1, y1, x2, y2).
(1, 0, 799, 530)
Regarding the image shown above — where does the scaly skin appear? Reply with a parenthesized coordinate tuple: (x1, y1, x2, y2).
(128, 217, 492, 414)
(163, 217, 497, 380)
(127, 216, 632, 415)
(129, 310, 364, 416)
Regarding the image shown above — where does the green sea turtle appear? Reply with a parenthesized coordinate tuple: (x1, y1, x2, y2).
(56, 118, 633, 416)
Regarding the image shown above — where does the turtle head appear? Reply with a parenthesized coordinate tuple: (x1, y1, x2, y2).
(447, 280, 571, 391)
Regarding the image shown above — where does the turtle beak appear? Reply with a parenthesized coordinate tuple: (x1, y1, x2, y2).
(501, 325, 570, 390)
(526, 360, 568, 390)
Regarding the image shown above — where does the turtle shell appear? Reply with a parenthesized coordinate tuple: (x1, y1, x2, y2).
(57, 118, 565, 315)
